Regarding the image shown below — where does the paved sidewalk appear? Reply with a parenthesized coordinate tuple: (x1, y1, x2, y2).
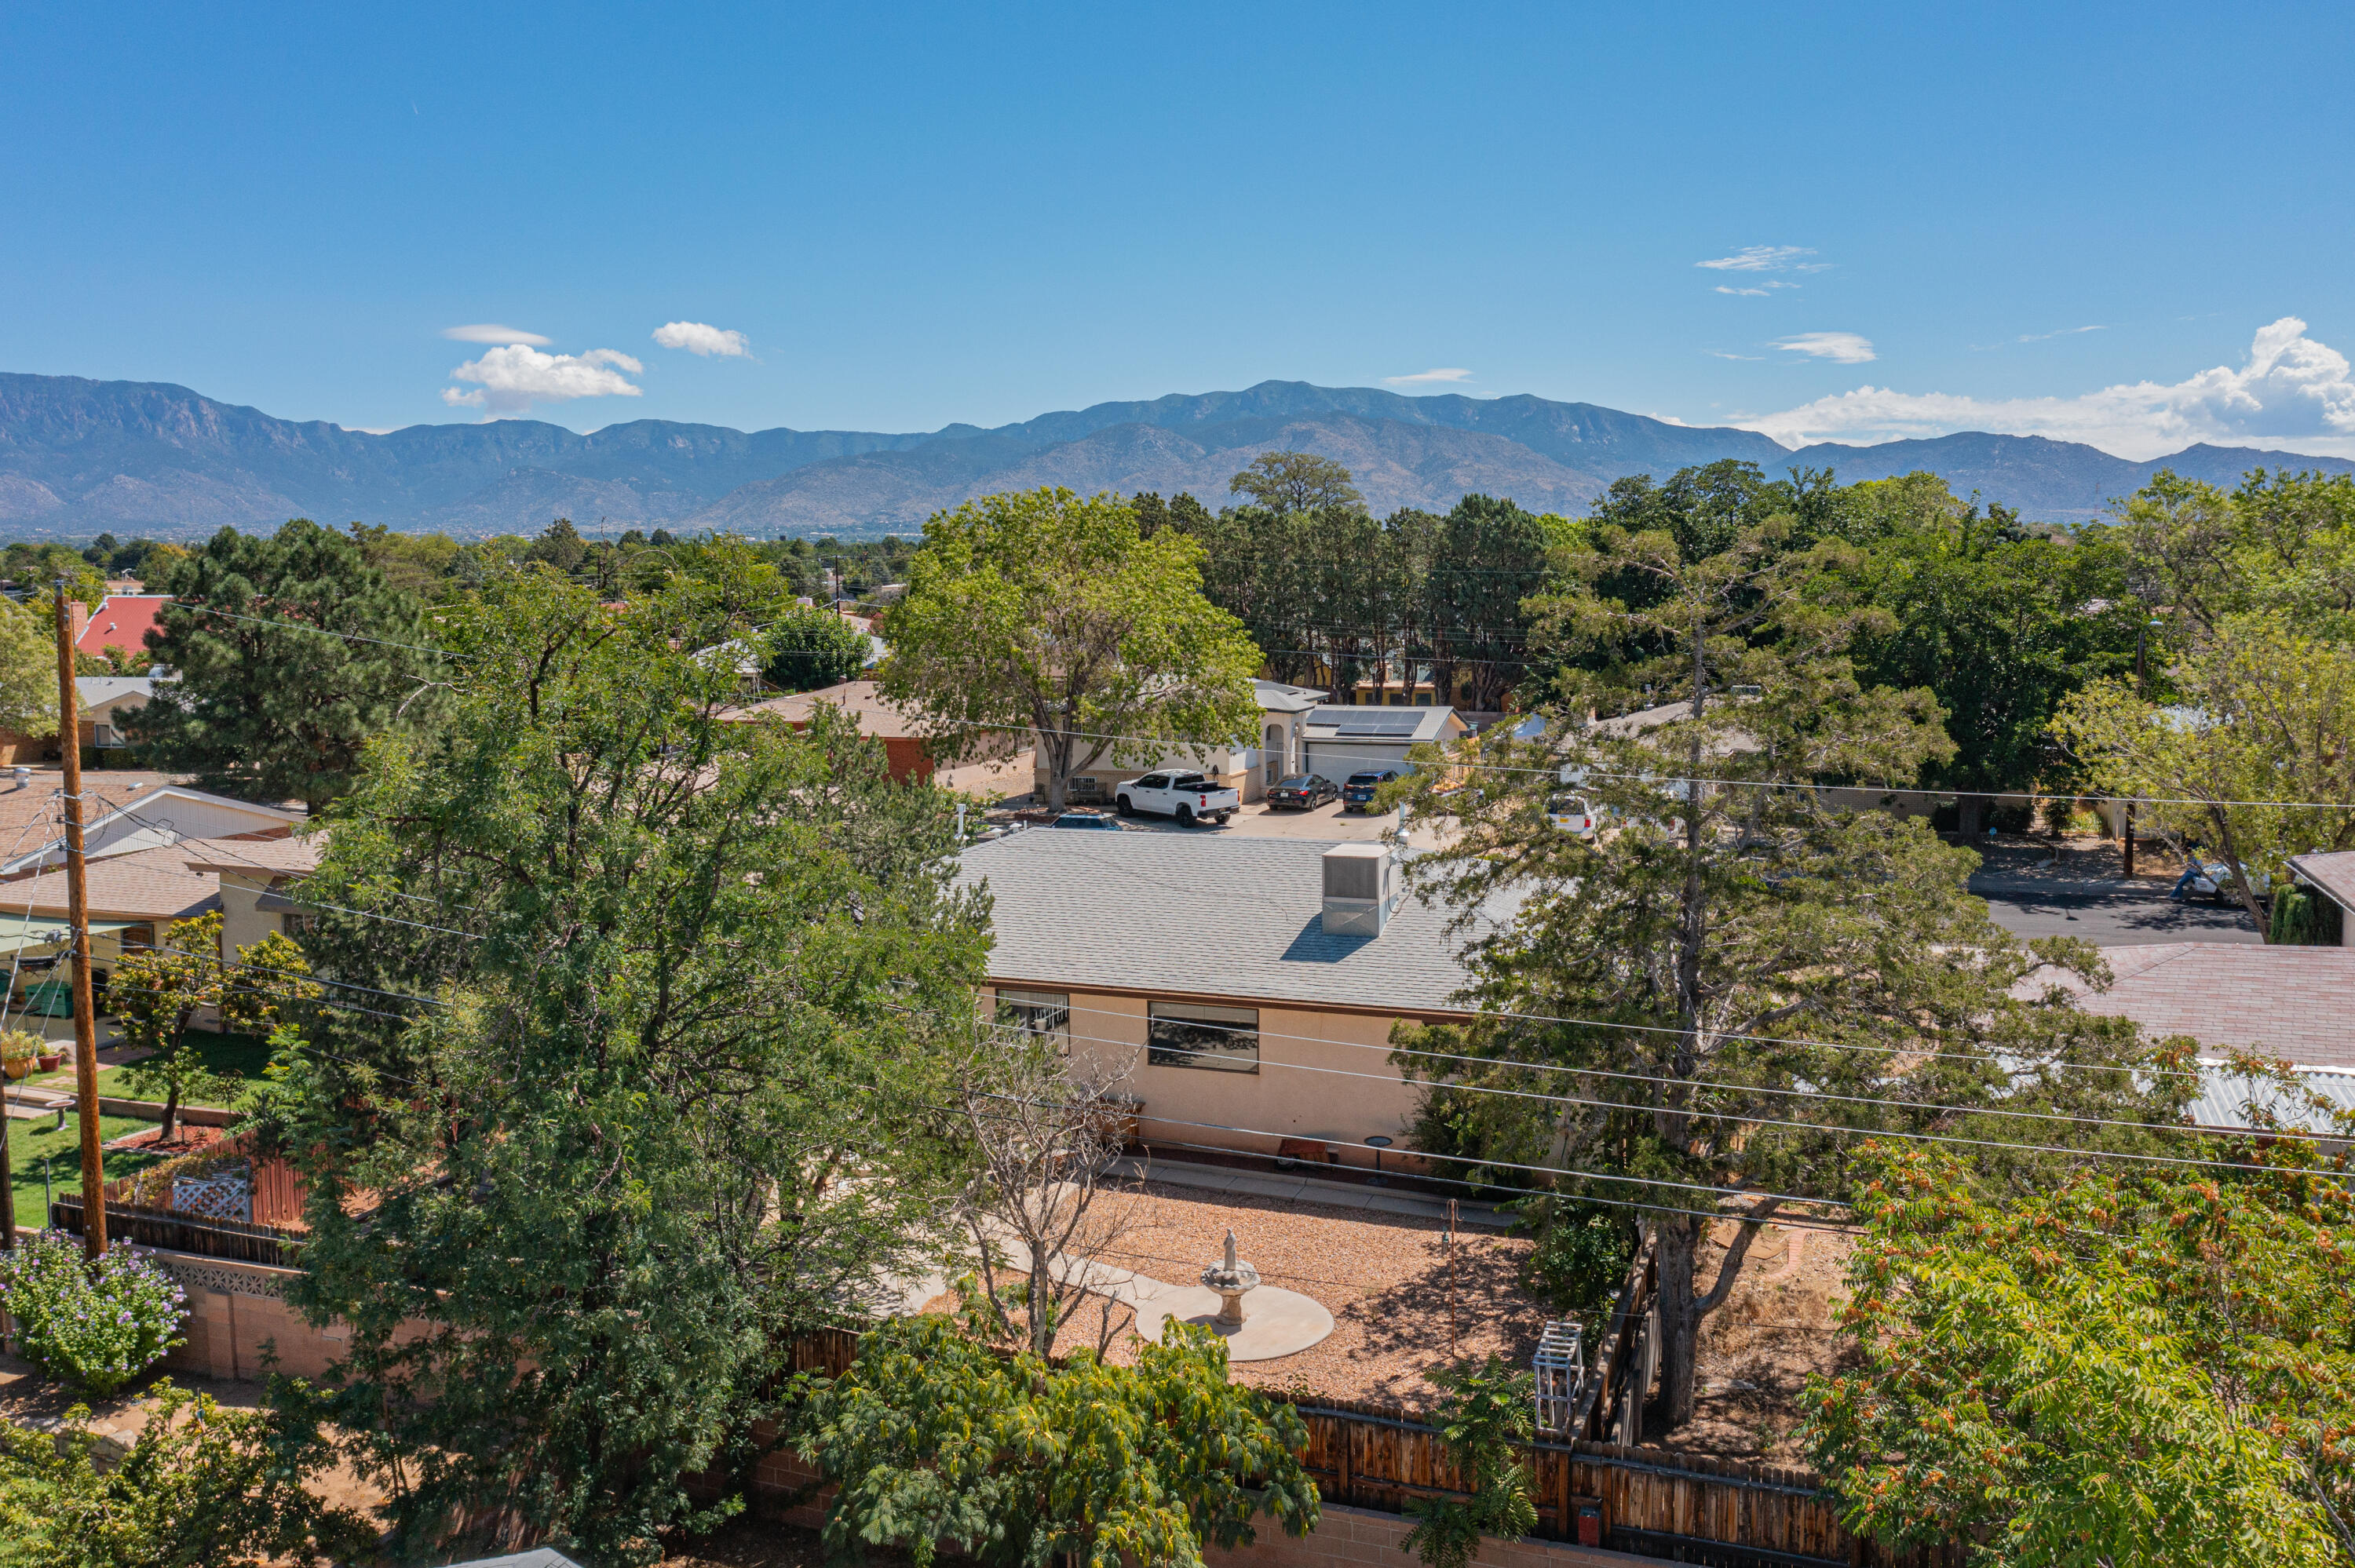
(1109, 1156, 1514, 1228)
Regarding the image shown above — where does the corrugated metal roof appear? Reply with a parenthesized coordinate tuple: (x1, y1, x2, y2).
(955, 830, 1515, 1014)
(2189, 1061, 2355, 1135)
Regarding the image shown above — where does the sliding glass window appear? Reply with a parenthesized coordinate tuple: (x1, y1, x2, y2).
(1147, 1002, 1259, 1073)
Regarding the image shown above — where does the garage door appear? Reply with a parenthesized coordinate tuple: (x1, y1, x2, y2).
(1306, 745, 1413, 786)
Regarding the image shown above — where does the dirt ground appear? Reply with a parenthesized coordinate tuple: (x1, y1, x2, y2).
(0, 1350, 389, 1525)
(1659, 1219, 1860, 1463)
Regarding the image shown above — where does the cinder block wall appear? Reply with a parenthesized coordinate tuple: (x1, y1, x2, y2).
(149, 1254, 353, 1382)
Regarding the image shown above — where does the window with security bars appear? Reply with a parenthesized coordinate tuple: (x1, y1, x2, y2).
(1147, 1002, 1258, 1073)
(995, 986, 1070, 1041)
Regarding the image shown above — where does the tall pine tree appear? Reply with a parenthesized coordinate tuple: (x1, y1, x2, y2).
(127, 519, 443, 809)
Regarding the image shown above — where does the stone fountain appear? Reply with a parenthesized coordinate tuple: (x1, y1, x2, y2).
(1198, 1228, 1261, 1329)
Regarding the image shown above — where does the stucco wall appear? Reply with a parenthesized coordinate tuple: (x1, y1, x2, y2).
(214, 871, 285, 959)
(1007, 987, 1426, 1171)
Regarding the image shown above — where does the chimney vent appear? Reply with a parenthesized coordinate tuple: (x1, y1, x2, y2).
(9, 767, 27, 792)
(1321, 842, 1399, 937)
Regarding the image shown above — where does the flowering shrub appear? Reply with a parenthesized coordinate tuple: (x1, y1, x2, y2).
(0, 1230, 186, 1397)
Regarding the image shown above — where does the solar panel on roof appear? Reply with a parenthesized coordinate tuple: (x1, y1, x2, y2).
(1329, 710, 1426, 738)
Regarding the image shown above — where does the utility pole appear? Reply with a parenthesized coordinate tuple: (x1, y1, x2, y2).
(52, 580, 107, 1259)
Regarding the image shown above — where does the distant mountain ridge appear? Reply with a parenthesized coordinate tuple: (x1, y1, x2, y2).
(2, 370, 2346, 540)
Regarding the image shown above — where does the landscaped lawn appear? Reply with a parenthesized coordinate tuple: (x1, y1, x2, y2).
(19, 1028, 275, 1109)
(4, 1112, 162, 1232)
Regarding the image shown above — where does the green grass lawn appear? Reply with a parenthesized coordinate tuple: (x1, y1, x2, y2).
(5, 1112, 162, 1232)
(19, 1028, 275, 1109)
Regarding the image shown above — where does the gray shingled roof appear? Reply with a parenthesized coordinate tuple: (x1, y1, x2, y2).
(956, 830, 1513, 1013)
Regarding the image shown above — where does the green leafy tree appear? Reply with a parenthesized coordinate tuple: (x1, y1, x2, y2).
(1396, 512, 2194, 1431)
(801, 1315, 1320, 1568)
(126, 518, 445, 809)
(1848, 496, 2141, 833)
(1400, 1357, 1539, 1568)
(248, 562, 989, 1563)
(764, 600, 871, 692)
(881, 487, 1262, 808)
(528, 516, 589, 574)
(1228, 450, 1364, 514)
(0, 596, 60, 739)
(113, 913, 316, 1143)
(1803, 1144, 2355, 1566)
(0, 1380, 375, 1567)
(2055, 619, 2355, 935)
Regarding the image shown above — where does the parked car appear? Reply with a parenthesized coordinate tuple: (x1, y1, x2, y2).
(1116, 771, 1240, 826)
(1049, 812, 1125, 830)
(2182, 859, 2269, 904)
(1265, 773, 1340, 811)
(1546, 793, 1598, 837)
(1341, 769, 1400, 813)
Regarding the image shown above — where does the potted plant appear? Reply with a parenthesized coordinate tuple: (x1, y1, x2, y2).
(0, 1029, 38, 1081)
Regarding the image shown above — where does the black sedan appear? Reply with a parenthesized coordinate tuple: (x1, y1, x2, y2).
(1265, 774, 1340, 811)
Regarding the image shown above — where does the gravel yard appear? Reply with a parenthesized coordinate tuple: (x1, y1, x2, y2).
(1015, 1177, 1552, 1411)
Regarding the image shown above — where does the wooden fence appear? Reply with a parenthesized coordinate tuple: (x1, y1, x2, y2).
(782, 1320, 1951, 1568)
(48, 1192, 304, 1268)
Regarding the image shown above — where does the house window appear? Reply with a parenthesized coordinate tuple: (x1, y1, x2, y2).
(1148, 1002, 1258, 1073)
(995, 986, 1070, 1041)
(94, 724, 119, 747)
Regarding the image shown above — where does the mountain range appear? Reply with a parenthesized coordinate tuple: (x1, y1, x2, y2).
(2, 371, 2347, 541)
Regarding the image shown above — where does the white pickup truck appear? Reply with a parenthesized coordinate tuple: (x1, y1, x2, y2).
(1115, 771, 1240, 826)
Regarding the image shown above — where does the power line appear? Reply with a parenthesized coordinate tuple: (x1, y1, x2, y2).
(985, 1019, 2320, 1176)
(1010, 1019, 2339, 1160)
(1035, 990, 2216, 1086)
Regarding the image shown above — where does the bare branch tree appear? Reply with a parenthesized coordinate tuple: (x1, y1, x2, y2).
(956, 1037, 1141, 1358)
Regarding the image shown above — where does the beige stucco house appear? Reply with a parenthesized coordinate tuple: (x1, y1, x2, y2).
(1046, 680, 1328, 807)
(955, 830, 1518, 1171)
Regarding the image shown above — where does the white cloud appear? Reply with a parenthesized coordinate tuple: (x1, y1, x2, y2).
(442, 345, 644, 415)
(1697, 246, 1816, 273)
(440, 323, 552, 346)
(1707, 352, 1764, 361)
(1774, 331, 1877, 365)
(1740, 317, 2355, 460)
(652, 320, 752, 357)
(1383, 367, 1474, 386)
(2017, 324, 2106, 342)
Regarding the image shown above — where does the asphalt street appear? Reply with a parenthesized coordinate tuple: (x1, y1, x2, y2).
(1966, 842, 2262, 946)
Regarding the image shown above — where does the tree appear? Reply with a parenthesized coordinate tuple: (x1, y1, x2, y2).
(764, 600, 871, 692)
(0, 596, 60, 739)
(881, 488, 1262, 809)
(1802, 1145, 2355, 1566)
(954, 1038, 1140, 1358)
(528, 516, 589, 574)
(1228, 451, 1364, 515)
(126, 519, 445, 810)
(1400, 1357, 1539, 1568)
(0, 1380, 376, 1567)
(1394, 512, 2193, 1431)
(247, 562, 989, 1563)
(1847, 493, 2142, 834)
(113, 913, 316, 1143)
(1424, 495, 1562, 712)
(2054, 619, 2355, 935)
(801, 1315, 1320, 1568)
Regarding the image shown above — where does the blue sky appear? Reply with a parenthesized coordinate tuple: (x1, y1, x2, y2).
(5, 2, 2351, 458)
